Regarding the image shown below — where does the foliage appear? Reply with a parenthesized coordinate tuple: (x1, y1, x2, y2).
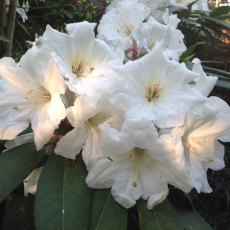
(11, 0, 107, 59)
(176, 6, 230, 85)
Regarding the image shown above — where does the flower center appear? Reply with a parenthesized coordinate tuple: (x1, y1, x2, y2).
(88, 113, 107, 129)
(118, 24, 133, 37)
(26, 86, 51, 105)
(130, 147, 147, 166)
(183, 133, 205, 153)
(146, 83, 163, 102)
(14, 86, 51, 111)
(72, 59, 94, 77)
(129, 147, 152, 188)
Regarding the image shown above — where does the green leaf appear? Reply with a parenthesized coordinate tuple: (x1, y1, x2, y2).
(175, 209, 213, 230)
(170, 195, 213, 230)
(216, 78, 230, 89)
(62, 9, 73, 19)
(16, 21, 31, 37)
(2, 191, 35, 230)
(0, 143, 45, 202)
(137, 199, 184, 230)
(168, 190, 213, 230)
(200, 16, 230, 30)
(34, 154, 92, 230)
(89, 189, 127, 230)
(210, 6, 230, 18)
(0, 35, 11, 43)
(203, 66, 230, 79)
(35, 154, 128, 230)
(180, 42, 205, 62)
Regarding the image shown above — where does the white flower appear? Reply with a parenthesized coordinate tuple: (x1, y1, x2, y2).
(165, 96, 230, 192)
(39, 21, 121, 95)
(109, 42, 207, 128)
(86, 119, 191, 209)
(24, 167, 43, 196)
(97, 0, 150, 57)
(106, 0, 186, 22)
(55, 94, 123, 169)
(0, 48, 66, 150)
(133, 11, 186, 60)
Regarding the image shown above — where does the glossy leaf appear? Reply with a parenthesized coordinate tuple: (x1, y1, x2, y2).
(180, 42, 205, 62)
(216, 79, 230, 89)
(203, 66, 230, 79)
(0, 143, 45, 202)
(170, 194, 213, 230)
(175, 209, 213, 230)
(89, 189, 127, 230)
(137, 199, 183, 230)
(200, 16, 230, 30)
(34, 154, 92, 230)
(210, 6, 230, 18)
(35, 154, 128, 230)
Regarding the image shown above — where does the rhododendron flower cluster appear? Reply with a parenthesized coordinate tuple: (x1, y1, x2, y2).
(0, 0, 229, 209)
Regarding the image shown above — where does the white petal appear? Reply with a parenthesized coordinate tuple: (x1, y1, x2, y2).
(31, 112, 55, 150)
(0, 102, 30, 140)
(192, 58, 217, 97)
(5, 133, 34, 150)
(55, 126, 88, 159)
(48, 93, 66, 125)
(82, 127, 102, 170)
(147, 189, 169, 209)
(111, 170, 142, 208)
(43, 60, 66, 94)
(86, 158, 129, 188)
(24, 167, 43, 196)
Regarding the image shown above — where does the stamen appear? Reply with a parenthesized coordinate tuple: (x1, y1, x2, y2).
(134, 147, 146, 154)
(24, 86, 51, 105)
(129, 147, 146, 165)
(118, 24, 133, 37)
(72, 59, 94, 77)
(146, 83, 163, 102)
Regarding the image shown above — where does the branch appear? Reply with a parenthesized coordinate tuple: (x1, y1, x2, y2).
(0, 0, 6, 57)
(4, 0, 17, 57)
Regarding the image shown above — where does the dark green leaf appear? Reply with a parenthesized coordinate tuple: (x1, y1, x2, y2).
(200, 16, 230, 30)
(35, 154, 129, 230)
(168, 190, 213, 230)
(170, 195, 213, 230)
(180, 42, 205, 62)
(137, 199, 184, 230)
(2, 191, 35, 230)
(203, 66, 230, 79)
(16, 21, 31, 37)
(0, 143, 45, 202)
(0, 35, 11, 43)
(62, 9, 73, 19)
(175, 209, 213, 230)
(216, 78, 230, 89)
(210, 6, 230, 18)
(89, 189, 127, 230)
(34, 154, 92, 230)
